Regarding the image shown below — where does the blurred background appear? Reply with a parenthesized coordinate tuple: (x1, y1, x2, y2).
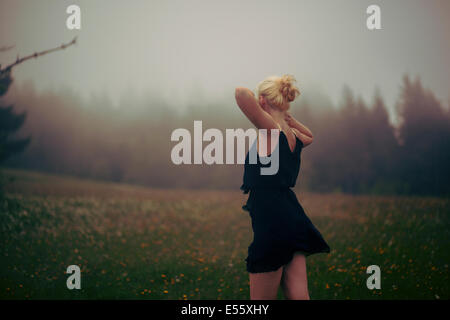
(1, 0, 449, 195)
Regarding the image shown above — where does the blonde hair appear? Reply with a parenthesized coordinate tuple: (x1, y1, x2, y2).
(256, 74, 300, 111)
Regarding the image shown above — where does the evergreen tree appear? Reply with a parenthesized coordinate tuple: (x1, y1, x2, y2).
(0, 70, 30, 162)
(0, 37, 76, 163)
(366, 90, 398, 193)
(396, 75, 450, 195)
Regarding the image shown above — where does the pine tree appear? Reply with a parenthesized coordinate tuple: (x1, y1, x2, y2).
(0, 37, 76, 163)
(0, 70, 30, 162)
(396, 75, 450, 195)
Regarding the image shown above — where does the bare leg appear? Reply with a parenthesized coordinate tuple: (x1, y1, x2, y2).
(249, 266, 283, 300)
(281, 252, 310, 300)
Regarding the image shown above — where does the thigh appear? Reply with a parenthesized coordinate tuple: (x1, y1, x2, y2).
(281, 252, 310, 300)
(249, 266, 283, 300)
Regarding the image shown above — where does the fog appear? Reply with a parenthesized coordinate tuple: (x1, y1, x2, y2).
(1, 0, 449, 122)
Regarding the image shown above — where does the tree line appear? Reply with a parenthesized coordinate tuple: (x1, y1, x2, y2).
(1, 75, 449, 196)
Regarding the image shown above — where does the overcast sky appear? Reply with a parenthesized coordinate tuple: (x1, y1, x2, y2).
(1, 0, 449, 121)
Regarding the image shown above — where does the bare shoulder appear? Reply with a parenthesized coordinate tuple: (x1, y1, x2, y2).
(234, 87, 278, 130)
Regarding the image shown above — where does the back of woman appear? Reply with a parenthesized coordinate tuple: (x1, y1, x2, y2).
(235, 74, 330, 300)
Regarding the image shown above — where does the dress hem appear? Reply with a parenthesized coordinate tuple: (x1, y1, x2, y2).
(246, 247, 331, 274)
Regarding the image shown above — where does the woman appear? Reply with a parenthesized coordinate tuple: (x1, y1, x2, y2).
(235, 74, 330, 300)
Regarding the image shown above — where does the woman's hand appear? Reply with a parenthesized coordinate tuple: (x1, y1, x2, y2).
(282, 111, 314, 147)
(284, 111, 293, 125)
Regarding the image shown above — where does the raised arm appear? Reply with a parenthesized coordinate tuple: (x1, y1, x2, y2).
(235, 87, 279, 131)
(285, 112, 314, 147)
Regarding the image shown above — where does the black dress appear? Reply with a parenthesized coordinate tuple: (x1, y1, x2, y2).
(241, 130, 330, 273)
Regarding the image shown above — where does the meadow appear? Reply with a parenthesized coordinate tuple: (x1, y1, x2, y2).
(0, 169, 448, 300)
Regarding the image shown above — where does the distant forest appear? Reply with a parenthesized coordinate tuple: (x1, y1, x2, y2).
(1, 75, 450, 196)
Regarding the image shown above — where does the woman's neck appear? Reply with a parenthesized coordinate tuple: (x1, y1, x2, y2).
(267, 109, 286, 122)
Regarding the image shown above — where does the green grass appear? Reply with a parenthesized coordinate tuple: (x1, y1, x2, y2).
(0, 169, 449, 299)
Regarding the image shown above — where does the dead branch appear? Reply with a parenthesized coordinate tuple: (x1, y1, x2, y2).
(0, 45, 15, 52)
(0, 37, 77, 74)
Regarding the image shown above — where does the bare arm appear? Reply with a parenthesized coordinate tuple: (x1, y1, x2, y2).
(235, 87, 280, 154)
(285, 112, 314, 147)
(235, 87, 278, 130)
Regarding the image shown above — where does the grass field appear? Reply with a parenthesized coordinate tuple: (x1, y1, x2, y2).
(0, 169, 448, 300)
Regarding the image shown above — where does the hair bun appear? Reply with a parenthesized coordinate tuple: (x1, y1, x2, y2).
(279, 74, 300, 102)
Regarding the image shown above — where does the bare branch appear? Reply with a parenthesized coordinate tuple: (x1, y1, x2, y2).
(0, 37, 77, 74)
(0, 45, 15, 53)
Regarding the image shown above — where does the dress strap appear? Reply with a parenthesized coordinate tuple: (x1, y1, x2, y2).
(276, 121, 296, 139)
(276, 122, 282, 131)
(290, 127, 297, 139)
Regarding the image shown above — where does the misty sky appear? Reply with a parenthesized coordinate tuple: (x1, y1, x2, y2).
(1, 0, 449, 121)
